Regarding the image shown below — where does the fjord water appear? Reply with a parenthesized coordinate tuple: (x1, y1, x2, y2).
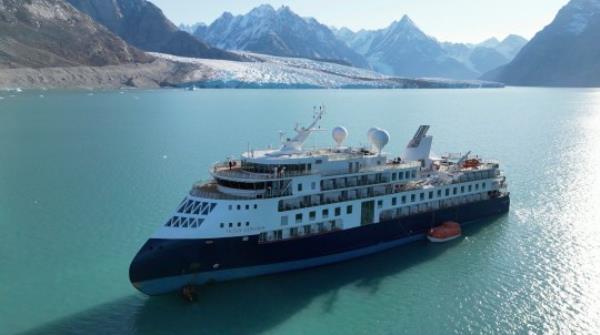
(1, 88, 600, 334)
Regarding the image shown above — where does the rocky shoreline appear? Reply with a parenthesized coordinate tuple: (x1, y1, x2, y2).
(0, 59, 216, 90)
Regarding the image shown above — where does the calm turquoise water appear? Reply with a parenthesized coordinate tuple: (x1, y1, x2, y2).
(1, 88, 600, 334)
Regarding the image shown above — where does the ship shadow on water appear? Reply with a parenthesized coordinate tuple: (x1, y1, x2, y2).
(21, 217, 504, 335)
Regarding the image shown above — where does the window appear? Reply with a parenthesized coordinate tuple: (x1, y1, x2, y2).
(346, 205, 353, 214)
(405, 171, 410, 179)
(476, 183, 480, 190)
(316, 159, 323, 164)
(482, 182, 487, 189)
(290, 227, 299, 237)
(399, 172, 404, 180)
(220, 223, 224, 228)
(437, 190, 442, 197)
(297, 183, 303, 192)
(281, 216, 288, 226)
(304, 225, 312, 234)
(445, 188, 450, 196)
(411, 170, 416, 178)
(311, 182, 316, 190)
(273, 230, 283, 240)
(237, 205, 241, 210)
(335, 207, 341, 216)
(323, 208, 329, 218)
(245, 204, 250, 210)
(453, 187, 458, 195)
(295, 213, 302, 223)
(377, 200, 383, 208)
(228, 222, 233, 228)
(401, 195, 406, 204)
(237, 222, 241, 227)
(254, 204, 258, 209)
(461, 186, 465, 193)
(309, 211, 316, 221)
(228, 205, 232, 210)
(392, 197, 397, 206)
(411, 194, 416, 202)
(246, 222, 250, 226)
(392, 173, 397, 181)
(468, 185, 472, 192)
(420, 193, 425, 201)
(259, 232, 267, 243)
(429, 191, 434, 199)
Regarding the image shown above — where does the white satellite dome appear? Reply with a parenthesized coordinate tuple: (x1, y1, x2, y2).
(370, 129, 390, 153)
(367, 128, 379, 142)
(332, 126, 348, 147)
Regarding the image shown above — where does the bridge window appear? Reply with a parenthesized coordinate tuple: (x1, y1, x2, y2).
(437, 190, 442, 197)
(346, 205, 353, 214)
(411, 194, 416, 202)
(309, 211, 316, 221)
(295, 213, 303, 223)
(429, 191, 434, 199)
(297, 183, 303, 192)
(445, 188, 450, 196)
(401, 195, 406, 204)
(335, 207, 341, 216)
(323, 209, 329, 218)
(392, 197, 397, 206)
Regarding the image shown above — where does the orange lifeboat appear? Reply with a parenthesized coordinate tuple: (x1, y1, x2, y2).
(427, 222, 462, 243)
(462, 159, 481, 169)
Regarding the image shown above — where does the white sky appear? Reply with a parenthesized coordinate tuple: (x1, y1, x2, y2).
(150, 0, 569, 43)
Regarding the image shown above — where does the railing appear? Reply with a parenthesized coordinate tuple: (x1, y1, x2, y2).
(278, 175, 505, 212)
(190, 181, 293, 200)
(211, 160, 421, 181)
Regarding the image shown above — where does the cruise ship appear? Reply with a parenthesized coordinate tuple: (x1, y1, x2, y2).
(129, 109, 510, 295)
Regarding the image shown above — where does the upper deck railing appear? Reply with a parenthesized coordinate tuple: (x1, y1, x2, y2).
(211, 160, 421, 181)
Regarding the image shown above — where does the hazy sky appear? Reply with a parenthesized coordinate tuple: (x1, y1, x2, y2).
(150, 0, 569, 43)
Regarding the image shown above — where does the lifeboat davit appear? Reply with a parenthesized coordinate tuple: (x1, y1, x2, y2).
(427, 221, 462, 243)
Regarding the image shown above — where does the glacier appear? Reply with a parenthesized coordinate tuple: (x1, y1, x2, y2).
(151, 52, 503, 89)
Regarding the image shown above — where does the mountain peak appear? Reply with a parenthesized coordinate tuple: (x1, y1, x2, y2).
(249, 4, 276, 16)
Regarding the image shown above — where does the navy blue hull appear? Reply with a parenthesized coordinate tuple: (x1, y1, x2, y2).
(130, 195, 510, 295)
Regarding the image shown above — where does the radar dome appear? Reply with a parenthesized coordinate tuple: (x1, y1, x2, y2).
(367, 128, 379, 142)
(370, 129, 390, 153)
(332, 126, 348, 147)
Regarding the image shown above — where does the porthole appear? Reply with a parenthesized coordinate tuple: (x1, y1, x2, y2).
(246, 221, 250, 226)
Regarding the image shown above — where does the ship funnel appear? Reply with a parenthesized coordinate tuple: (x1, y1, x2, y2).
(404, 125, 433, 168)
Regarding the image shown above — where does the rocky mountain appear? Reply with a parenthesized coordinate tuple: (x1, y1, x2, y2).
(0, 0, 150, 68)
(179, 22, 206, 35)
(196, 5, 368, 68)
(441, 35, 527, 75)
(483, 0, 600, 86)
(66, 0, 242, 61)
(335, 16, 478, 79)
(337, 20, 526, 79)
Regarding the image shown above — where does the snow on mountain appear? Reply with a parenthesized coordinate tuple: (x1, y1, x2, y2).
(150, 52, 503, 89)
(336, 15, 478, 79)
(199, 4, 369, 68)
(179, 22, 206, 35)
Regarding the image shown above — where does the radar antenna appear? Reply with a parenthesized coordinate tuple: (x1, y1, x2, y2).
(277, 105, 326, 154)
